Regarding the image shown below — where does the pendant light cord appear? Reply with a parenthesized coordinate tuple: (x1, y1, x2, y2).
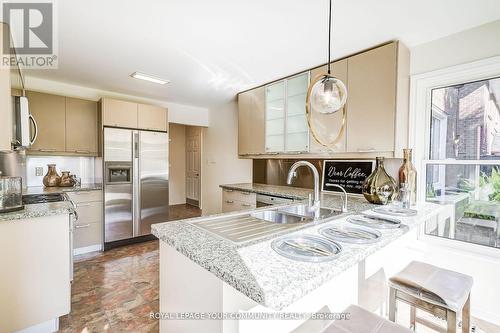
(327, 0, 332, 74)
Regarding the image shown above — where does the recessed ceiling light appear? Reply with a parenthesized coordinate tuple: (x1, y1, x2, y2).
(130, 72, 170, 85)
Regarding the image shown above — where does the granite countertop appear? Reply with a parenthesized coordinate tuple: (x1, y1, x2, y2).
(152, 184, 445, 310)
(24, 183, 102, 195)
(0, 201, 74, 222)
(220, 183, 312, 200)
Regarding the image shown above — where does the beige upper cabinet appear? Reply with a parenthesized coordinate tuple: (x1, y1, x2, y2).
(101, 98, 168, 132)
(237, 41, 409, 158)
(346, 42, 403, 153)
(309, 59, 348, 154)
(137, 103, 168, 131)
(65, 97, 98, 154)
(238, 86, 266, 155)
(101, 98, 138, 128)
(0, 24, 13, 151)
(28, 91, 66, 153)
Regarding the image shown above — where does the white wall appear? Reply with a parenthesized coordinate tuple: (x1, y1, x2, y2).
(411, 19, 500, 75)
(201, 101, 252, 215)
(23, 75, 209, 126)
(169, 123, 186, 205)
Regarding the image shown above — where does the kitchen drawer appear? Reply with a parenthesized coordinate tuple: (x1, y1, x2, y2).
(222, 189, 256, 205)
(222, 199, 256, 213)
(74, 201, 102, 225)
(74, 222, 102, 248)
(66, 190, 102, 203)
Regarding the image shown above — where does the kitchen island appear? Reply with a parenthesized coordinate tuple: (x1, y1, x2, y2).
(0, 201, 74, 333)
(152, 187, 449, 333)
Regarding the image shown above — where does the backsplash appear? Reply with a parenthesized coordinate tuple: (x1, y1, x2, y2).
(26, 156, 102, 187)
(253, 158, 402, 190)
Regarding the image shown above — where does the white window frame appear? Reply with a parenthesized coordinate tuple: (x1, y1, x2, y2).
(409, 55, 500, 256)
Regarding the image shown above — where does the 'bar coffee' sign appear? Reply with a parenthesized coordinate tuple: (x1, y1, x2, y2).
(322, 160, 375, 195)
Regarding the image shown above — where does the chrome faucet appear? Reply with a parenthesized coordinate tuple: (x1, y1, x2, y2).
(325, 183, 348, 213)
(287, 161, 321, 212)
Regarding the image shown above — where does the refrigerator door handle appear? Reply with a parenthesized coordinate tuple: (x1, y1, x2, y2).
(132, 131, 141, 237)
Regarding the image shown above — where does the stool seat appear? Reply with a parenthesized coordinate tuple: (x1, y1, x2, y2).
(324, 305, 413, 333)
(389, 261, 473, 312)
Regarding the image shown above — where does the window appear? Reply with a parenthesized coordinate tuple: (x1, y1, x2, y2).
(424, 77, 500, 248)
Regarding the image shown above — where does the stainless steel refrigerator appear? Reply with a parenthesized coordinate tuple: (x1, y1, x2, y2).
(103, 127, 169, 248)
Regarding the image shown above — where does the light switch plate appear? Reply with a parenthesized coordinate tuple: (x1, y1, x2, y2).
(35, 167, 44, 176)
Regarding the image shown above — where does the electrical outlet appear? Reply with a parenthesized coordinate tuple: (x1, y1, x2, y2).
(35, 167, 44, 177)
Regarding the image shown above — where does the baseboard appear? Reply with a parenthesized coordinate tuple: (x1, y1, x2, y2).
(473, 308, 500, 327)
(73, 244, 102, 256)
(104, 234, 156, 251)
(15, 318, 58, 333)
(186, 198, 199, 207)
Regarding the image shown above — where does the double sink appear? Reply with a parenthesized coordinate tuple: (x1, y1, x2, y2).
(251, 204, 341, 224)
(192, 203, 342, 243)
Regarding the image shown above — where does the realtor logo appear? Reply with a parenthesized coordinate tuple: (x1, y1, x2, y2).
(1, 0, 57, 68)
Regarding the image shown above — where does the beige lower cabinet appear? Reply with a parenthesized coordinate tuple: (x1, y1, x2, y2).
(0, 214, 71, 332)
(68, 190, 103, 253)
(238, 87, 265, 155)
(308, 59, 348, 154)
(65, 97, 98, 155)
(222, 189, 256, 212)
(138, 103, 168, 131)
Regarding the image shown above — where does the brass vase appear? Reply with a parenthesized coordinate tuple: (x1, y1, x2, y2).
(59, 171, 75, 187)
(398, 148, 417, 205)
(43, 164, 61, 187)
(362, 157, 398, 205)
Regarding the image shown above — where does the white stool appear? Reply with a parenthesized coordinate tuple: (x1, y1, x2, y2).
(323, 304, 413, 333)
(388, 261, 473, 333)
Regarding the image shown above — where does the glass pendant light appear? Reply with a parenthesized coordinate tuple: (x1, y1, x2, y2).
(307, 0, 347, 114)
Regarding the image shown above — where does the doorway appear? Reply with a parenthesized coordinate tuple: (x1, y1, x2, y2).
(186, 126, 202, 208)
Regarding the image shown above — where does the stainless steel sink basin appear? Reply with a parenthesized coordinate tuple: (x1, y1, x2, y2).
(277, 204, 341, 220)
(250, 210, 312, 224)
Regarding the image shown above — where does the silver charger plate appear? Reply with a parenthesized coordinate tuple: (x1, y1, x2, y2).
(372, 206, 418, 217)
(319, 225, 381, 244)
(347, 214, 401, 229)
(271, 234, 342, 263)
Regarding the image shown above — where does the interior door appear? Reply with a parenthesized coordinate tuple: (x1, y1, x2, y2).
(186, 128, 201, 206)
(139, 131, 169, 236)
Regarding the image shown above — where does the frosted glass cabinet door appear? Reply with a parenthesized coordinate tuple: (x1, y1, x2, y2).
(265, 81, 285, 152)
(286, 72, 309, 152)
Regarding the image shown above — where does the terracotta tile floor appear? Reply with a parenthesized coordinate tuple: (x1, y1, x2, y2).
(59, 204, 201, 333)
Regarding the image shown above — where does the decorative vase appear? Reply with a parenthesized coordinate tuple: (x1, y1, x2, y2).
(59, 171, 75, 187)
(362, 157, 398, 205)
(43, 164, 61, 187)
(398, 148, 417, 205)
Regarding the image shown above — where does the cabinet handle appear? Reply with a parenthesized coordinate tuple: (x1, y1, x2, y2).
(75, 150, 90, 154)
(39, 148, 57, 152)
(241, 203, 252, 207)
(75, 224, 91, 229)
(357, 148, 376, 153)
(224, 189, 234, 193)
(225, 200, 234, 204)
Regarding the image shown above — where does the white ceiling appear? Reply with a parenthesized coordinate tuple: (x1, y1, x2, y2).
(24, 0, 500, 108)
